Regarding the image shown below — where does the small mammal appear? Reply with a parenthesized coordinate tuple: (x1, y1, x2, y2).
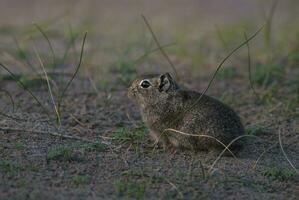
(128, 73, 245, 153)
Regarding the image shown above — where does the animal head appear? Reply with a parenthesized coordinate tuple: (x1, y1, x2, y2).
(128, 73, 179, 107)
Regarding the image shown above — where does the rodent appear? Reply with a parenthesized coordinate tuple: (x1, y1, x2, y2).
(128, 72, 245, 153)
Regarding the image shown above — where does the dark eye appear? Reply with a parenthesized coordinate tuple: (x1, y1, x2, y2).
(140, 80, 151, 88)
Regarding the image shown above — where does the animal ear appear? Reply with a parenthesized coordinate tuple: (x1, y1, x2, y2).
(159, 73, 175, 92)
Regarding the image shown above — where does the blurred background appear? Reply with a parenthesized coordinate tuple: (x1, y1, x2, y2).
(0, 0, 298, 88)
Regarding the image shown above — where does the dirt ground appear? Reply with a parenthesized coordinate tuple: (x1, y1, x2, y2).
(0, 0, 299, 200)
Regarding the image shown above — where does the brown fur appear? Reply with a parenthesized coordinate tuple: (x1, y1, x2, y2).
(128, 73, 245, 153)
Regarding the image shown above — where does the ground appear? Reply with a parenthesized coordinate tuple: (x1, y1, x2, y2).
(0, 0, 299, 200)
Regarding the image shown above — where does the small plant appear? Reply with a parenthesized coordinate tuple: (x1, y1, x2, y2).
(1, 27, 88, 127)
(263, 167, 296, 181)
(246, 124, 269, 136)
(116, 180, 146, 200)
(47, 145, 74, 161)
(72, 175, 91, 187)
(113, 123, 148, 143)
(47, 141, 106, 162)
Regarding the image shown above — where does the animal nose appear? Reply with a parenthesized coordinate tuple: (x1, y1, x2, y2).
(127, 86, 134, 98)
(128, 86, 138, 98)
(127, 89, 131, 98)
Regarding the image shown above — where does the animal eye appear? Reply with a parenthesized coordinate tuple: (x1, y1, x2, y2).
(140, 80, 151, 88)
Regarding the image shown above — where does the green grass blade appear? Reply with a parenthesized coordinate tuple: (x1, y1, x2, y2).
(244, 32, 259, 100)
(12, 36, 37, 73)
(33, 23, 57, 68)
(33, 46, 61, 126)
(264, 0, 278, 49)
(186, 25, 264, 113)
(141, 14, 180, 81)
(0, 89, 15, 112)
(133, 42, 176, 65)
(215, 25, 229, 51)
(60, 23, 79, 67)
(57, 31, 87, 113)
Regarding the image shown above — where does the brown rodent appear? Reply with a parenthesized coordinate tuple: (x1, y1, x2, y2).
(128, 73, 245, 153)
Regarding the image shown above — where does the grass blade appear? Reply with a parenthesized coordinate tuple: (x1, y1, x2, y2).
(215, 25, 229, 51)
(141, 14, 179, 81)
(278, 128, 299, 174)
(133, 42, 176, 65)
(57, 31, 87, 113)
(33, 23, 57, 68)
(264, 0, 278, 48)
(61, 23, 79, 66)
(185, 25, 264, 113)
(244, 32, 259, 100)
(0, 111, 27, 122)
(252, 142, 278, 169)
(12, 36, 37, 73)
(33, 45, 61, 126)
(0, 89, 15, 112)
(157, 128, 238, 159)
(208, 134, 264, 175)
(0, 90, 28, 121)
(0, 62, 50, 118)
